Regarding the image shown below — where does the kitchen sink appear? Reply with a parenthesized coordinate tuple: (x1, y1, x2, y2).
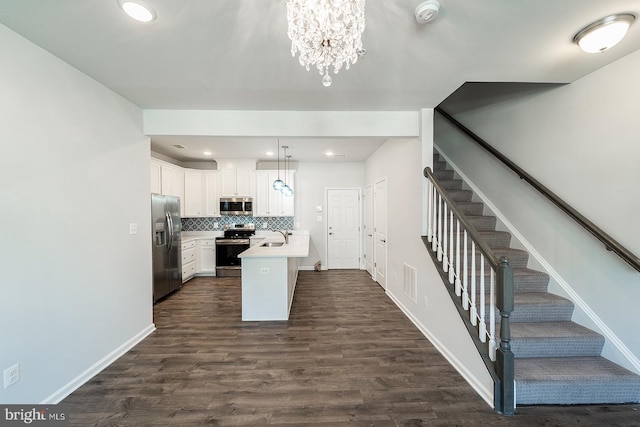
(261, 241, 285, 247)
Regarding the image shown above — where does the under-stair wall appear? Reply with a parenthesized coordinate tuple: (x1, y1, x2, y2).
(433, 112, 640, 375)
(365, 136, 496, 407)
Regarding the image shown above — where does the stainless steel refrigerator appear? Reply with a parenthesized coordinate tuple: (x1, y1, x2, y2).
(151, 194, 182, 302)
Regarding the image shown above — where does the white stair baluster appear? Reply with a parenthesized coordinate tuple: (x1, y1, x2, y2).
(470, 241, 477, 326)
(448, 210, 454, 283)
(442, 203, 449, 271)
(436, 194, 442, 258)
(462, 230, 469, 310)
(455, 219, 461, 296)
(479, 254, 487, 342)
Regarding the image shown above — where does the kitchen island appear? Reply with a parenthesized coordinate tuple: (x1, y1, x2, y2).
(238, 232, 309, 321)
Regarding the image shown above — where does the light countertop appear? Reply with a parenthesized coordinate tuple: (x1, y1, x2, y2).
(181, 231, 222, 243)
(238, 234, 309, 258)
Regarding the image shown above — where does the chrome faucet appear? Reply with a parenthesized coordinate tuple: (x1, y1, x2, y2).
(273, 229, 289, 244)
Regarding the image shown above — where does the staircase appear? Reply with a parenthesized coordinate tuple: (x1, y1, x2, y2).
(431, 151, 640, 406)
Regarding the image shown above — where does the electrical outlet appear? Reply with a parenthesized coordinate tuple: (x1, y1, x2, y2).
(129, 223, 138, 235)
(4, 363, 20, 389)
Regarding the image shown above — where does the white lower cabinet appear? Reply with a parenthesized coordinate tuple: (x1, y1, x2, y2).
(197, 239, 216, 274)
(181, 240, 196, 282)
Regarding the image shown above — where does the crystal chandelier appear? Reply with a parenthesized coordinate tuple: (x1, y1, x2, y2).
(286, 0, 366, 87)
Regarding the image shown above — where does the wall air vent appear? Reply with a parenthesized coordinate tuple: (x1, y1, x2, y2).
(173, 144, 187, 149)
(403, 263, 417, 304)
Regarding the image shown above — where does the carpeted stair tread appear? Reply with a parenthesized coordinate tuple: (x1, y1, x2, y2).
(515, 357, 640, 405)
(465, 215, 496, 231)
(433, 160, 448, 171)
(505, 322, 605, 358)
(455, 202, 484, 216)
(513, 268, 550, 292)
(506, 292, 573, 322)
(434, 169, 454, 180)
(438, 179, 464, 190)
(444, 188, 473, 202)
(478, 230, 511, 248)
(471, 268, 549, 293)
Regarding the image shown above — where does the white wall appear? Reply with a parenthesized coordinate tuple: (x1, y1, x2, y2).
(0, 24, 153, 403)
(365, 137, 495, 406)
(436, 49, 640, 372)
(294, 162, 365, 268)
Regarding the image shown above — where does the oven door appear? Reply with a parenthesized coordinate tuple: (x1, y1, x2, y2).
(215, 238, 250, 276)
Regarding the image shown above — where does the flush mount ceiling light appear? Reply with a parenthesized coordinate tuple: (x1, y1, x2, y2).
(286, 0, 366, 87)
(573, 13, 635, 53)
(117, 0, 156, 22)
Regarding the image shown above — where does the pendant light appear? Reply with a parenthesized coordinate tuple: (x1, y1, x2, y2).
(282, 153, 294, 197)
(273, 140, 285, 190)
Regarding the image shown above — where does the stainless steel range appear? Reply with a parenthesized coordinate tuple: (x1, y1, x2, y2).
(215, 225, 255, 277)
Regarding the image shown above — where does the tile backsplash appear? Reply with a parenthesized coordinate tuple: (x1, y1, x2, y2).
(182, 216, 294, 231)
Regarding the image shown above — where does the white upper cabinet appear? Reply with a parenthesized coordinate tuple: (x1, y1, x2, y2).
(203, 171, 220, 216)
(157, 161, 185, 217)
(183, 170, 220, 218)
(255, 170, 295, 217)
(184, 169, 204, 217)
(220, 167, 255, 198)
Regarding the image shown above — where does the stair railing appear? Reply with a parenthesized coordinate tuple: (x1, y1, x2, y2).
(435, 106, 640, 273)
(424, 166, 515, 415)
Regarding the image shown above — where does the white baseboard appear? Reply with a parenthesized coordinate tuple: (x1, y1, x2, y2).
(435, 145, 640, 375)
(41, 323, 156, 404)
(298, 266, 329, 271)
(386, 291, 494, 408)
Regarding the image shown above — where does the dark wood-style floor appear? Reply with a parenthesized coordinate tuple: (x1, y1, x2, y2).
(64, 270, 640, 426)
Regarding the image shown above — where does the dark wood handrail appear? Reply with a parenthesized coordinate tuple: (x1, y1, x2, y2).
(435, 106, 640, 273)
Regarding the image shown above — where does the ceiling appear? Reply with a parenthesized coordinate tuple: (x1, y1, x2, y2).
(2, 0, 639, 162)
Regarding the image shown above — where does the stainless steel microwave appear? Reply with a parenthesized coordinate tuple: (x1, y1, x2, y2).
(219, 197, 253, 216)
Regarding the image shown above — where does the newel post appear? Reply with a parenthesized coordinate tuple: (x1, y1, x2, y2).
(496, 256, 515, 415)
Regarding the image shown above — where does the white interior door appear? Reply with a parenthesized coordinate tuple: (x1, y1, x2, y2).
(374, 179, 387, 289)
(363, 184, 374, 277)
(327, 188, 361, 269)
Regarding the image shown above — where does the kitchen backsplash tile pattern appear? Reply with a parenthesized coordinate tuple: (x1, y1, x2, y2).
(182, 216, 294, 231)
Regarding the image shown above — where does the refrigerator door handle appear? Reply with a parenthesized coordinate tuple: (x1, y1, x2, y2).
(166, 212, 173, 251)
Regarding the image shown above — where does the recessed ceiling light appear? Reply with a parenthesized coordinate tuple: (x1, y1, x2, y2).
(325, 151, 335, 156)
(203, 151, 212, 156)
(266, 151, 275, 156)
(117, 0, 156, 23)
(574, 13, 635, 53)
